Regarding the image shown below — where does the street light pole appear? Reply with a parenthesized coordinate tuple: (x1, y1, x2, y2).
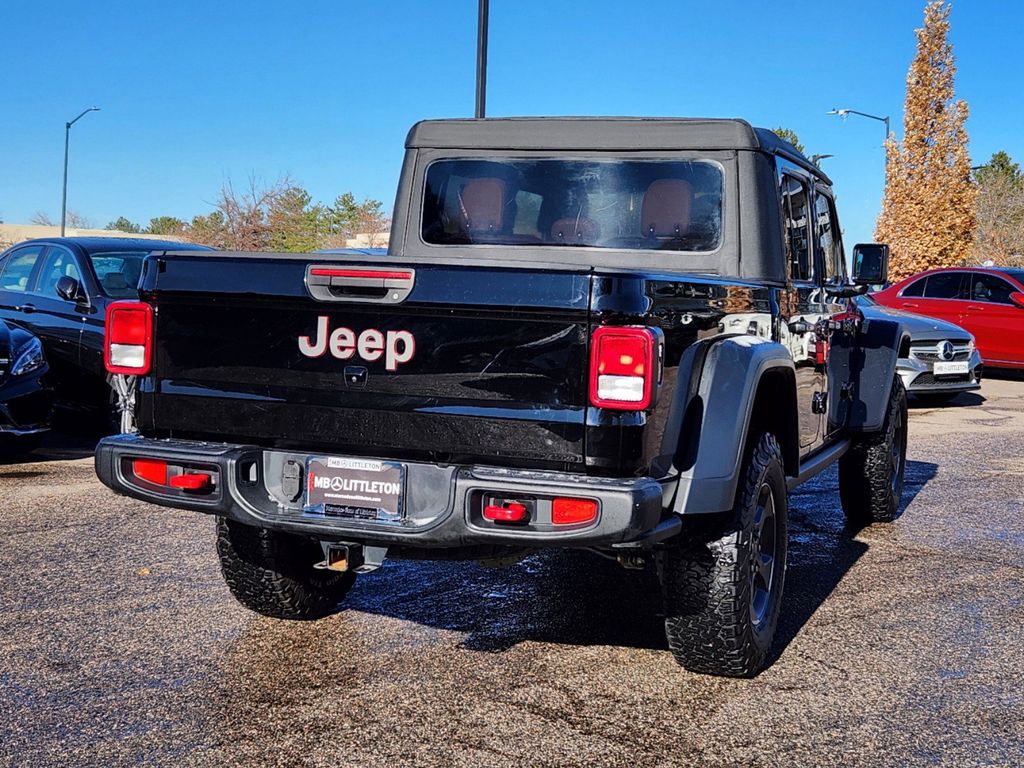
(827, 108, 890, 152)
(60, 106, 100, 236)
(475, 0, 489, 118)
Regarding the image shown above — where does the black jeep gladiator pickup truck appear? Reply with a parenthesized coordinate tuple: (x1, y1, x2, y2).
(96, 118, 907, 677)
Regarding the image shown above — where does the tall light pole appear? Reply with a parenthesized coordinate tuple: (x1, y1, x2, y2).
(61, 106, 100, 236)
(827, 108, 890, 147)
(475, 0, 489, 118)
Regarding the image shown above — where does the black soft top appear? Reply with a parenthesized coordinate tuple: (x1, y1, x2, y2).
(406, 117, 825, 181)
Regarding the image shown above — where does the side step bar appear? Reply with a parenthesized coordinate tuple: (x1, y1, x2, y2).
(787, 438, 852, 491)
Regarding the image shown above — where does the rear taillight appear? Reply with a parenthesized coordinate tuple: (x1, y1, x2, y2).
(589, 326, 659, 410)
(551, 497, 598, 525)
(105, 301, 153, 375)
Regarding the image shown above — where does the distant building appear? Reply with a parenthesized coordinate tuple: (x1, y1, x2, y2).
(344, 232, 390, 249)
(0, 223, 388, 252)
(0, 224, 186, 249)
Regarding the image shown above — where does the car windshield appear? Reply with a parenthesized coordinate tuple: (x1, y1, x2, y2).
(860, 293, 878, 305)
(996, 268, 1024, 285)
(422, 158, 723, 252)
(90, 252, 148, 298)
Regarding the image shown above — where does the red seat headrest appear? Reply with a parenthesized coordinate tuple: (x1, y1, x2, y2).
(459, 178, 507, 233)
(550, 217, 600, 244)
(641, 179, 693, 238)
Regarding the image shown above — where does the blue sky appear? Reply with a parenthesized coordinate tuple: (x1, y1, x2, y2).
(3, 0, 1022, 252)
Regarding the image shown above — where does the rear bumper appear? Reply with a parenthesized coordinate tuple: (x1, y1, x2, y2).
(95, 435, 667, 549)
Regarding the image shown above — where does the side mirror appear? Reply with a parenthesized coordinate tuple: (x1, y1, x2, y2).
(852, 243, 890, 286)
(55, 276, 86, 303)
(1011, 292, 1024, 308)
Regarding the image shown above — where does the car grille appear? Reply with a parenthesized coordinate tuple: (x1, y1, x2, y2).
(909, 341, 973, 363)
(5, 390, 51, 428)
(912, 372, 972, 388)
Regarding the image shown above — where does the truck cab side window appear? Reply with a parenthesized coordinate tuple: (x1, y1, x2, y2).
(782, 176, 813, 282)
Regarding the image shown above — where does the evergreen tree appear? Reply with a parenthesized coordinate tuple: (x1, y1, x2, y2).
(106, 217, 142, 233)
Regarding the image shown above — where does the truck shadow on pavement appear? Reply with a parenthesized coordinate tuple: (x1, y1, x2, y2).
(908, 391, 985, 409)
(334, 459, 940, 664)
(0, 430, 97, 467)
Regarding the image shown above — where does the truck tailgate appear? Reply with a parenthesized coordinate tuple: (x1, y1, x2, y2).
(139, 253, 592, 471)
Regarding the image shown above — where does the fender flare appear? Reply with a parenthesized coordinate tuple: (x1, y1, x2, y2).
(661, 336, 797, 516)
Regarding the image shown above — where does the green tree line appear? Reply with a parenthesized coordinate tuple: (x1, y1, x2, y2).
(105, 178, 389, 252)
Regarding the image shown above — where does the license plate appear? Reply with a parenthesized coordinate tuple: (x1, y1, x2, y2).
(934, 361, 969, 376)
(304, 456, 405, 523)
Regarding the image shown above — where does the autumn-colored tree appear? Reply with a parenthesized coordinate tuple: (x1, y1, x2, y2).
(875, 0, 976, 281)
(972, 151, 1024, 265)
(186, 176, 295, 251)
(31, 210, 91, 228)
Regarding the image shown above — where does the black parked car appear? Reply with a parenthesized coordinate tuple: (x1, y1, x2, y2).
(0, 319, 52, 454)
(0, 237, 212, 429)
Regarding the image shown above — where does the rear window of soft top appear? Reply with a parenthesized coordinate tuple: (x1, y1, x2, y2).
(422, 158, 723, 253)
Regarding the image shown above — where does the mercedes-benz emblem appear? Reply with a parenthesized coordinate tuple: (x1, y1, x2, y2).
(937, 340, 955, 361)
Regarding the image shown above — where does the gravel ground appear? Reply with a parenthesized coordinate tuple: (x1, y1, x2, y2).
(1, 378, 1022, 767)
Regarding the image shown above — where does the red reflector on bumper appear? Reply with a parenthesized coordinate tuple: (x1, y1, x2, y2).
(552, 498, 598, 525)
(169, 473, 213, 491)
(483, 502, 529, 523)
(133, 459, 167, 485)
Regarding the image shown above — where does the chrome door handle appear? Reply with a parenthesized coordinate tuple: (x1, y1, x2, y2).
(16, 303, 36, 314)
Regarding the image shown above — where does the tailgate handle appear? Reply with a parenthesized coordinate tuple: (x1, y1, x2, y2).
(305, 265, 415, 304)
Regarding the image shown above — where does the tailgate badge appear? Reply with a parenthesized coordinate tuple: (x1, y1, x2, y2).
(299, 316, 416, 370)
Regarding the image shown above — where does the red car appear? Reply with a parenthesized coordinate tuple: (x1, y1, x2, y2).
(873, 267, 1024, 369)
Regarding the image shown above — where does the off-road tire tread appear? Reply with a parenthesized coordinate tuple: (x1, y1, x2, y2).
(839, 378, 907, 525)
(661, 433, 788, 678)
(216, 517, 355, 620)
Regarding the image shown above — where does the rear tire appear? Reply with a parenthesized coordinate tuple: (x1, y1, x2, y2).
(660, 433, 789, 677)
(839, 377, 908, 525)
(216, 517, 356, 620)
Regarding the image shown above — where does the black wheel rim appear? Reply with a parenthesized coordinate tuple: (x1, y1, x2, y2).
(749, 482, 777, 628)
(890, 403, 906, 498)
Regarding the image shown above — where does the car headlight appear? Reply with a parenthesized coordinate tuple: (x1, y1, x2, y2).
(11, 337, 46, 377)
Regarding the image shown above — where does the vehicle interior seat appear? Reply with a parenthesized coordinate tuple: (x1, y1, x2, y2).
(102, 273, 130, 294)
(550, 216, 601, 245)
(641, 179, 694, 244)
(121, 260, 144, 291)
(459, 178, 507, 235)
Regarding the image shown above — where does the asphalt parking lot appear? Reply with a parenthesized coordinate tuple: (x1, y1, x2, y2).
(2, 379, 1023, 768)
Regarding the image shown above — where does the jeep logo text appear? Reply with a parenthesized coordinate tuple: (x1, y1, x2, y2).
(299, 316, 416, 371)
